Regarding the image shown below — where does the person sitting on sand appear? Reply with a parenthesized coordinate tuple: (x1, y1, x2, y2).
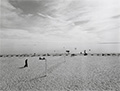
(24, 59, 28, 67)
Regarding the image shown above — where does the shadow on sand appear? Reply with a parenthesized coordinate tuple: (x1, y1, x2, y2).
(18, 66, 28, 69)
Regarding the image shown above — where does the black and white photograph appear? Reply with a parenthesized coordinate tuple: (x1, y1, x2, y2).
(0, 0, 120, 91)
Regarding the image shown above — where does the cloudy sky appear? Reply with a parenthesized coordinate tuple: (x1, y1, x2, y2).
(0, 0, 120, 54)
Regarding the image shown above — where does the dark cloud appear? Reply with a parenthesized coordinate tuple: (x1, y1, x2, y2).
(8, 0, 55, 15)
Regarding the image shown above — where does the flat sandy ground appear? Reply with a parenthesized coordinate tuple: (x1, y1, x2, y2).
(0, 56, 120, 91)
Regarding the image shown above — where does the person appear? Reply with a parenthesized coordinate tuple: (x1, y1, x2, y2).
(84, 50, 88, 56)
(24, 59, 28, 67)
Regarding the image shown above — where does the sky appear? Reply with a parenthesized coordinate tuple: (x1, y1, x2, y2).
(0, 0, 120, 54)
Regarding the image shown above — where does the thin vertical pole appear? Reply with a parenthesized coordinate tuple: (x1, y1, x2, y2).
(45, 59, 47, 91)
(45, 59, 47, 76)
(64, 53, 66, 62)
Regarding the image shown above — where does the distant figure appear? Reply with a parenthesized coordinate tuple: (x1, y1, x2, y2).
(71, 54, 76, 57)
(102, 54, 105, 56)
(47, 53, 50, 56)
(84, 50, 88, 56)
(66, 50, 70, 54)
(39, 57, 46, 60)
(118, 53, 120, 56)
(89, 49, 91, 51)
(97, 54, 100, 56)
(80, 52, 82, 54)
(19, 59, 28, 69)
(107, 54, 110, 56)
(24, 59, 28, 67)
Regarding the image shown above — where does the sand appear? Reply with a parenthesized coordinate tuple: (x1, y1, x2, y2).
(0, 56, 120, 91)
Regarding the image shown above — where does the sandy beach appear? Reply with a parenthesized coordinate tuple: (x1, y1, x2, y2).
(0, 55, 120, 91)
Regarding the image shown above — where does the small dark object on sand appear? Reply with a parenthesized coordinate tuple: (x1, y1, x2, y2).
(102, 54, 105, 56)
(84, 50, 88, 56)
(19, 59, 28, 69)
(24, 59, 28, 67)
(71, 54, 76, 57)
(39, 57, 46, 60)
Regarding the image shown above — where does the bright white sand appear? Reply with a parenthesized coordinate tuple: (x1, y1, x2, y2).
(0, 56, 120, 91)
